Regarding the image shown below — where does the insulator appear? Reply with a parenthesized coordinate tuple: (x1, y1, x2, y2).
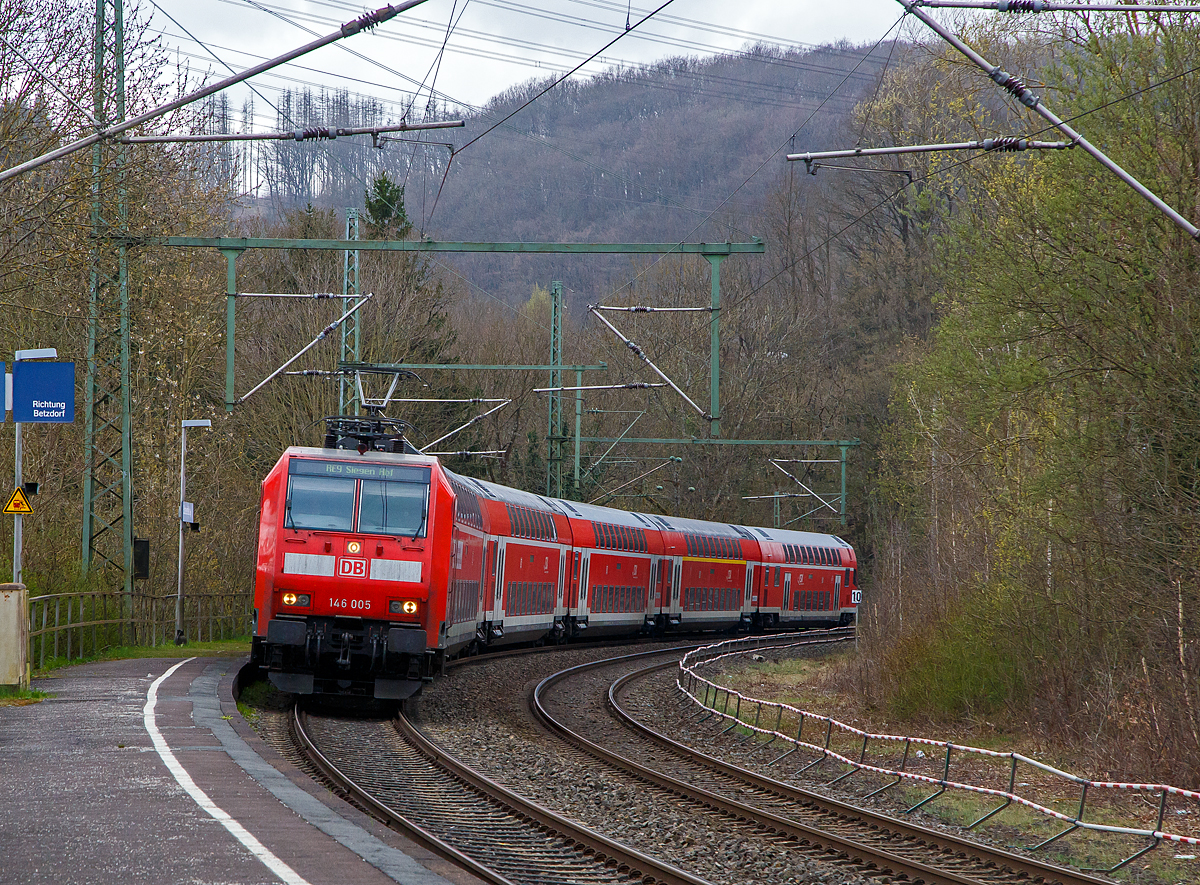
(982, 137, 1028, 152)
(342, 6, 391, 36)
(294, 127, 337, 141)
(988, 67, 1040, 109)
(998, 0, 1046, 11)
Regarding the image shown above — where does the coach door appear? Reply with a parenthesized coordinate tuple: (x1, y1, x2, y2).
(670, 556, 683, 618)
(783, 572, 792, 615)
(491, 539, 506, 622)
(833, 573, 841, 613)
(745, 563, 755, 611)
(557, 551, 567, 614)
(578, 550, 591, 617)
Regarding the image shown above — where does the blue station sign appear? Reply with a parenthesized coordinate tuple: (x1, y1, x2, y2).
(12, 361, 75, 423)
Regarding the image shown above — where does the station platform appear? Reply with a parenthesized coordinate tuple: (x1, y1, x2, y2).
(0, 655, 484, 885)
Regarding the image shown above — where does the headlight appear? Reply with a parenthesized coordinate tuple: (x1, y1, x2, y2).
(281, 592, 311, 607)
(347, 540, 362, 554)
(389, 599, 420, 616)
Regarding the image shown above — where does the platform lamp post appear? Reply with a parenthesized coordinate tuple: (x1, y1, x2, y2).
(176, 419, 211, 645)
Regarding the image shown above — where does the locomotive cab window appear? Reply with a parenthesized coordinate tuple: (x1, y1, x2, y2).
(285, 475, 355, 531)
(359, 480, 428, 537)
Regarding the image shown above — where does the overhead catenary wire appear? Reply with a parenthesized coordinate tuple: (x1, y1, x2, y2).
(120, 118, 464, 144)
(264, 0, 884, 76)
(179, 0, 864, 242)
(238, 294, 375, 403)
(588, 306, 708, 419)
(917, 0, 1200, 10)
(788, 137, 1073, 170)
(591, 10, 912, 318)
(425, 0, 683, 226)
(896, 0, 1200, 241)
(216, 0, 765, 237)
(0, 0, 432, 183)
(722, 50, 1200, 319)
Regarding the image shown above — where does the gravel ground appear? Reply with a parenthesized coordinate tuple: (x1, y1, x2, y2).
(417, 644, 879, 885)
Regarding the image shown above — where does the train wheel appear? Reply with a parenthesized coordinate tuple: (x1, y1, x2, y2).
(401, 693, 420, 720)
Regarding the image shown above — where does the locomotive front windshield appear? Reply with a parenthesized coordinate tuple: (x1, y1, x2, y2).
(359, 480, 426, 536)
(285, 459, 430, 536)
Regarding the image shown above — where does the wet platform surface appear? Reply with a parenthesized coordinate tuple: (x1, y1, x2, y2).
(0, 656, 484, 885)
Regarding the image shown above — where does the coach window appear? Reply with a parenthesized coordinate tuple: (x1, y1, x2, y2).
(359, 479, 428, 537)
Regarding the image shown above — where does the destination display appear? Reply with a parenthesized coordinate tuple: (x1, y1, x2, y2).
(288, 459, 429, 484)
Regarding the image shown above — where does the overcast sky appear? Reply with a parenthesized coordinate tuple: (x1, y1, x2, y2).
(147, 0, 913, 127)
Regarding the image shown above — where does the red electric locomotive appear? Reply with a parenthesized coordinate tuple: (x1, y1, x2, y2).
(251, 419, 859, 699)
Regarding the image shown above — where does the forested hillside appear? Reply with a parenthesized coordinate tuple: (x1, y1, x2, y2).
(236, 43, 891, 303)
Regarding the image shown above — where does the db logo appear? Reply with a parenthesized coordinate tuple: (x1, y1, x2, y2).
(338, 557, 368, 578)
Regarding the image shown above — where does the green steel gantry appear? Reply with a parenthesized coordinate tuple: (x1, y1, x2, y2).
(548, 281, 564, 497)
(147, 237, 765, 430)
(82, 0, 133, 595)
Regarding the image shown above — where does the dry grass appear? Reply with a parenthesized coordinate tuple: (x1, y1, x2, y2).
(709, 650, 1200, 884)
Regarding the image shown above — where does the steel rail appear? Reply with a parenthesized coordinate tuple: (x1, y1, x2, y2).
(530, 645, 993, 885)
(293, 701, 710, 885)
(607, 659, 1113, 885)
(392, 712, 711, 885)
(291, 707, 512, 885)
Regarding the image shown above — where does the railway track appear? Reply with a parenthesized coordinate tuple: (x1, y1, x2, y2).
(532, 643, 1115, 885)
(292, 702, 709, 885)
(285, 636, 1118, 884)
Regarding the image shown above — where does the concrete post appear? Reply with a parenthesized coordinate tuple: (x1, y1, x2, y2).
(0, 583, 29, 689)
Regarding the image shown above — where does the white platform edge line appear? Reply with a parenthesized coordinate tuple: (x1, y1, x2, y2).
(143, 658, 311, 885)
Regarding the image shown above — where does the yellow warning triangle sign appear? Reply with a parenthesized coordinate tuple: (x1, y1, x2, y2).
(3, 488, 33, 515)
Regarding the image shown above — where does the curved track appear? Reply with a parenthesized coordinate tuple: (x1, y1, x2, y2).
(531, 645, 1115, 885)
(292, 704, 711, 885)
(282, 636, 1118, 885)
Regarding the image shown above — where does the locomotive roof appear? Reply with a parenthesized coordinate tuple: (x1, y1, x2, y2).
(283, 446, 440, 468)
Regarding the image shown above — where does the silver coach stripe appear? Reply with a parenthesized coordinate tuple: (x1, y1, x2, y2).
(370, 559, 422, 582)
(283, 552, 336, 576)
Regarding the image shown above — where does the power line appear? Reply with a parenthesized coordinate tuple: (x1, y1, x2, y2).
(724, 59, 1200, 317)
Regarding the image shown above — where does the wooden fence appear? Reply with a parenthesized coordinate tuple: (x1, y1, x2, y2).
(27, 589, 252, 669)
